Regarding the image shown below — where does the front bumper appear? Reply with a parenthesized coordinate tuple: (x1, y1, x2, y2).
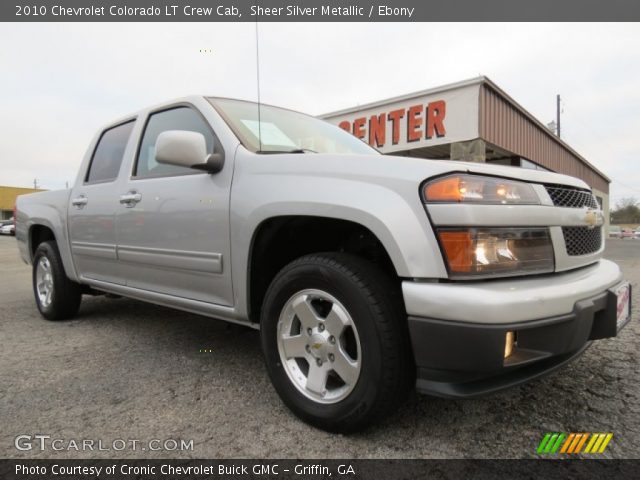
(403, 260, 630, 397)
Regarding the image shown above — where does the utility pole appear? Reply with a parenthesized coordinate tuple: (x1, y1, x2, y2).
(33, 178, 38, 189)
(556, 94, 561, 138)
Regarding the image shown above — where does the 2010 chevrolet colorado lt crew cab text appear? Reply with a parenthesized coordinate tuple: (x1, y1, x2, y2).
(16, 96, 632, 432)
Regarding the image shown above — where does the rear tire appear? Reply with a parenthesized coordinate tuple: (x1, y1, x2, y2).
(32, 241, 82, 321)
(260, 252, 413, 433)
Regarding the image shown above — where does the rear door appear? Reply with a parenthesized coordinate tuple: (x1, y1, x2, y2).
(115, 105, 233, 306)
(68, 120, 135, 284)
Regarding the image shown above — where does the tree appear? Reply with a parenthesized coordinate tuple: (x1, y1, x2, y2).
(611, 196, 640, 224)
(615, 197, 639, 210)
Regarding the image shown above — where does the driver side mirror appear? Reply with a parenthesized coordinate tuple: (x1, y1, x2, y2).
(155, 130, 224, 173)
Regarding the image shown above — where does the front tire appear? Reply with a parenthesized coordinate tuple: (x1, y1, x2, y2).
(33, 241, 82, 320)
(260, 253, 412, 433)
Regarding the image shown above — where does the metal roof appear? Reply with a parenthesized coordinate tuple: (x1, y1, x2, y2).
(479, 77, 610, 183)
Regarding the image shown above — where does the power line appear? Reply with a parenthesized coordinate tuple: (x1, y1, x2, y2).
(559, 100, 640, 195)
(608, 179, 640, 195)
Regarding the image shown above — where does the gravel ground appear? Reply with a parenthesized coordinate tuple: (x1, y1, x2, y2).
(0, 236, 638, 459)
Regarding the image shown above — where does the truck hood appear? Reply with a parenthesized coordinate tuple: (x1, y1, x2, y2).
(436, 159, 590, 189)
(246, 152, 590, 190)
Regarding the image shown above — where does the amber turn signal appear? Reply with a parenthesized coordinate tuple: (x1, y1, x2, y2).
(438, 231, 473, 272)
(436, 227, 554, 279)
(424, 176, 464, 202)
(423, 174, 539, 204)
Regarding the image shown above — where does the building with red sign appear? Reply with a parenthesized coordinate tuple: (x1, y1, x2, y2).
(322, 76, 610, 225)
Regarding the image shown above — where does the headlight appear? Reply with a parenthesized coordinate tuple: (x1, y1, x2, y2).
(437, 227, 554, 279)
(423, 174, 540, 204)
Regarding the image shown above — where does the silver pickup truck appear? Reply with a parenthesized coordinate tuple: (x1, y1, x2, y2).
(16, 96, 632, 432)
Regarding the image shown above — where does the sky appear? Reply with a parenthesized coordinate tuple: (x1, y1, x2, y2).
(1, 22, 639, 206)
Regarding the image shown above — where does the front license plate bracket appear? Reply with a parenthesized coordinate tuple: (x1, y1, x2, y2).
(612, 282, 631, 333)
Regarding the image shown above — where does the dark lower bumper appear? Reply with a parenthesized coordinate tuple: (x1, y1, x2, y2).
(409, 286, 630, 398)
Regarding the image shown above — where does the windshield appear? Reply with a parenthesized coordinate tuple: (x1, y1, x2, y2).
(208, 97, 377, 155)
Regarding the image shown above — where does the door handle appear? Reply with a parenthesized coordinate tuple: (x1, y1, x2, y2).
(71, 195, 88, 208)
(119, 192, 142, 207)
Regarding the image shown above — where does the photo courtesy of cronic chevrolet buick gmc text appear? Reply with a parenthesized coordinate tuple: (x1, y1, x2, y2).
(15, 97, 632, 432)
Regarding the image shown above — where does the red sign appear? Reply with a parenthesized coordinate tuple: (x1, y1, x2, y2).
(337, 100, 447, 148)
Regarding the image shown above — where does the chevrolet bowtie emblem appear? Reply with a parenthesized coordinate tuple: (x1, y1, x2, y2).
(311, 343, 322, 349)
(585, 209, 603, 228)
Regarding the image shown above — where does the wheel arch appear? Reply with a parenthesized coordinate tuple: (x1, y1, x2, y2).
(246, 215, 402, 324)
(29, 223, 56, 260)
(26, 220, 79, 283)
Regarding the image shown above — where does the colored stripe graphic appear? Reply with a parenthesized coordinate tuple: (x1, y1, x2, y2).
(567, 433, 583, 453)
(584, 433, 598, 453)
(545, 433, 559, 453)
(592, 433, 606, 452)
(550, 433, 566, 453)
(559, 433, 574, 453)
(538, 433, 613, 454)
(584, 433, 614, 453)
(574, 433, 589, 453)
(537, 433, 552, 454)
(597, 433, 614, 453)
(537, 433, 566, 453)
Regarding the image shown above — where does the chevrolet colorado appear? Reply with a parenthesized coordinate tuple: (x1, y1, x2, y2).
(15, 96, 631, 432)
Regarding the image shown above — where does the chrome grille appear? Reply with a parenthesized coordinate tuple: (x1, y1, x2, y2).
(546, 186, 598, 209)
(562, 227, 602, 256)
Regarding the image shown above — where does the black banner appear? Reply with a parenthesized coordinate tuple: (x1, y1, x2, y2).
(1, 459, 638, 480)
(3, 0, 640, 22)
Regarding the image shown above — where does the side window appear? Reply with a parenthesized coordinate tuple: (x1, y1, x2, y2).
(86, 121, 135, 183)
(135, 107, 214, 178)
(596, 196, 603, 209)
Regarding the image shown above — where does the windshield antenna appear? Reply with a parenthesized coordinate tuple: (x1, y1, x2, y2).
(255, 22, 262, 151)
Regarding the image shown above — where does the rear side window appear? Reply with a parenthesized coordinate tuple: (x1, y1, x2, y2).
(135, 107, 214, 179)
(86, 121, 135, 184)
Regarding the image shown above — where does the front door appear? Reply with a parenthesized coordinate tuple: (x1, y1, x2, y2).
(115, 106, 233, 306)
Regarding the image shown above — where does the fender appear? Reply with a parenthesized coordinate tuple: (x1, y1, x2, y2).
(17, 190, 80, 282)
(228, 149, 455, 319)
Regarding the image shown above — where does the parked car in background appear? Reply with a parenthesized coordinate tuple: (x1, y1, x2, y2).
(0, 221, 15, 236)
(635, 228, 640, 239)
(609, 226, 622, 238)
(622, 228, 634, 239)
